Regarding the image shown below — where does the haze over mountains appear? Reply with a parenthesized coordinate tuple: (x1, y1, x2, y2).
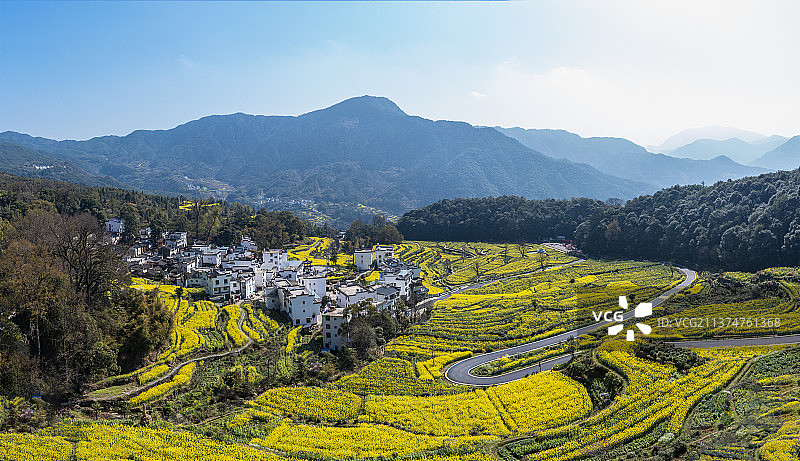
(647, 125, 795, 168)
(667, 136, 789, 165)
(0, 96, 797, 225)
(495, 127, 769, 189)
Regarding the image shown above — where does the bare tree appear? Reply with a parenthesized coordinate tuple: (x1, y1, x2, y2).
(51, 213, 128, 307)
(536, 251, 549, 270)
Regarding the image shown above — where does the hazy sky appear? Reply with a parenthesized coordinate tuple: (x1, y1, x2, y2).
(1, 1, 798, 146)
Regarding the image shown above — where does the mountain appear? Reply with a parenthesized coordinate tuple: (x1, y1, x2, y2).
(667, 136, 788, 165)
(653, 125, 768, 152)
(0, 141, 121, 188)
(495, 127, 768, 189)
(752, 136, 800, 170)
(0, 96, 649, 223)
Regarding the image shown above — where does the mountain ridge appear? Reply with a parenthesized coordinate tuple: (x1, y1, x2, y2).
(752, 135, 800, 170)
(0, 96, 650, 225)
(495, 126, 768, 188)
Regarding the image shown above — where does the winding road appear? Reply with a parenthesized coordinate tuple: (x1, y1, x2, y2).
(445, 267, 698, 386)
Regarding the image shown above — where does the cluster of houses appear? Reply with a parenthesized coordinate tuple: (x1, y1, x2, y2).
(110, 220, 427, 353)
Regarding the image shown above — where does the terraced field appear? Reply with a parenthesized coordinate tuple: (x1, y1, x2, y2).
(388, 259, 683, 357)
(85, 279, 285, 405)
(5, 250, 800, 461)
(395, 241, 576, 294)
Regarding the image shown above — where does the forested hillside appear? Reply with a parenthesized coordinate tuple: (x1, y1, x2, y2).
(0, 141, 120, 187)
(397, 196, 606, 242)
(399, 169, 800, 271)
(0, 174, 314, 400)
(574, 169, 800, 270)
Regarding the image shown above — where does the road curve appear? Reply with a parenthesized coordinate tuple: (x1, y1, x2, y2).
(444, 267, 698, 386)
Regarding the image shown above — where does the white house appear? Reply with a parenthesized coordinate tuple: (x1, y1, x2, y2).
(322, 307, 349, 351)
(208, 270, 233, 300)
(177, 255, 198, 274)
(279, 260, 303, 281)
(374, 285, 400, 304)
(335, 285, 375, 309)
(138, 227, 151, 240)
(354, 249, 374, 271)
(279, 285, 321, 327)
(299, 273, 326, 298)
(185, 269, 210, 290)
(166, 232, 188, 250)
(374, 245, 394, 266)
(231, 273, 256, 301)
(201, 250, 223, 267)
(105, 218, 125, 234)
(262, 249, 288, 270)
(240, 237, 258, 252)
(381, 269, 412, 299)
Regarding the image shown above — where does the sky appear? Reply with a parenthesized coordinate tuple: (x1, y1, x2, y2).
(1, 1, 798, 147)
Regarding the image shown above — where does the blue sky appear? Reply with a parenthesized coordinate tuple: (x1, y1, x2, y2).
(1, 1, 798, 146)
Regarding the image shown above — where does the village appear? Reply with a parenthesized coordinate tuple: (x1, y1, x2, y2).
(106, 218, 427, 353)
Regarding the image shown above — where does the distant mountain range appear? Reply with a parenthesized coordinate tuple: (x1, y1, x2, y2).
(495, 127, 768, 189)
(0, 96, 650, 224)
(0, 97, 794, 225)
(652, 125, 774, 151)
(647, 125, 797, 169)
(753, 135, 800, 170)
(667, 136, 789, 165)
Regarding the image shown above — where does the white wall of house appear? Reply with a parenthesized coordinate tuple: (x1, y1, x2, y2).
(105, 218, 125, 234)
(375, 245, 394, 266)
(262, 249, 288, 270)
(381, 270, 412, 298)
(283, 288, 321, 326)
(335, 285, 375, 309)
(300, 275, 326, 298)
(201, 252, 222, 267)
(166, 232, 188, 249)
(354, 250, 373, 271)
(322, 308, 348, 351)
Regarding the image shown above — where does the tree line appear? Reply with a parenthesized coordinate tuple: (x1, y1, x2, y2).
(397, 169, 800, 271)
(397, 196, 605, 242)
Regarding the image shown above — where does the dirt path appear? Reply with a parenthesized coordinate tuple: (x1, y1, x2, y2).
(84, 304, 254, 403)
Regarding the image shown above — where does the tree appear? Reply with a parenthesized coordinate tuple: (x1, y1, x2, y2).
(118, 205, 140, 246)
(345, 319, 377, 360)
(0, 239, 65, 359)
(51, 213, 128, 307)
(216, 223, 242, 247)
(327, 239, 341, 267)
(536, 250, 549, 270)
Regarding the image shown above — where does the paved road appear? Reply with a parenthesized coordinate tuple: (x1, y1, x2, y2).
(444, 267, 698, 386)
(669, 334, 800, 349)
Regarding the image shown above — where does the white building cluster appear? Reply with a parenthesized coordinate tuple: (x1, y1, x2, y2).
(112, 217, 427, 353)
